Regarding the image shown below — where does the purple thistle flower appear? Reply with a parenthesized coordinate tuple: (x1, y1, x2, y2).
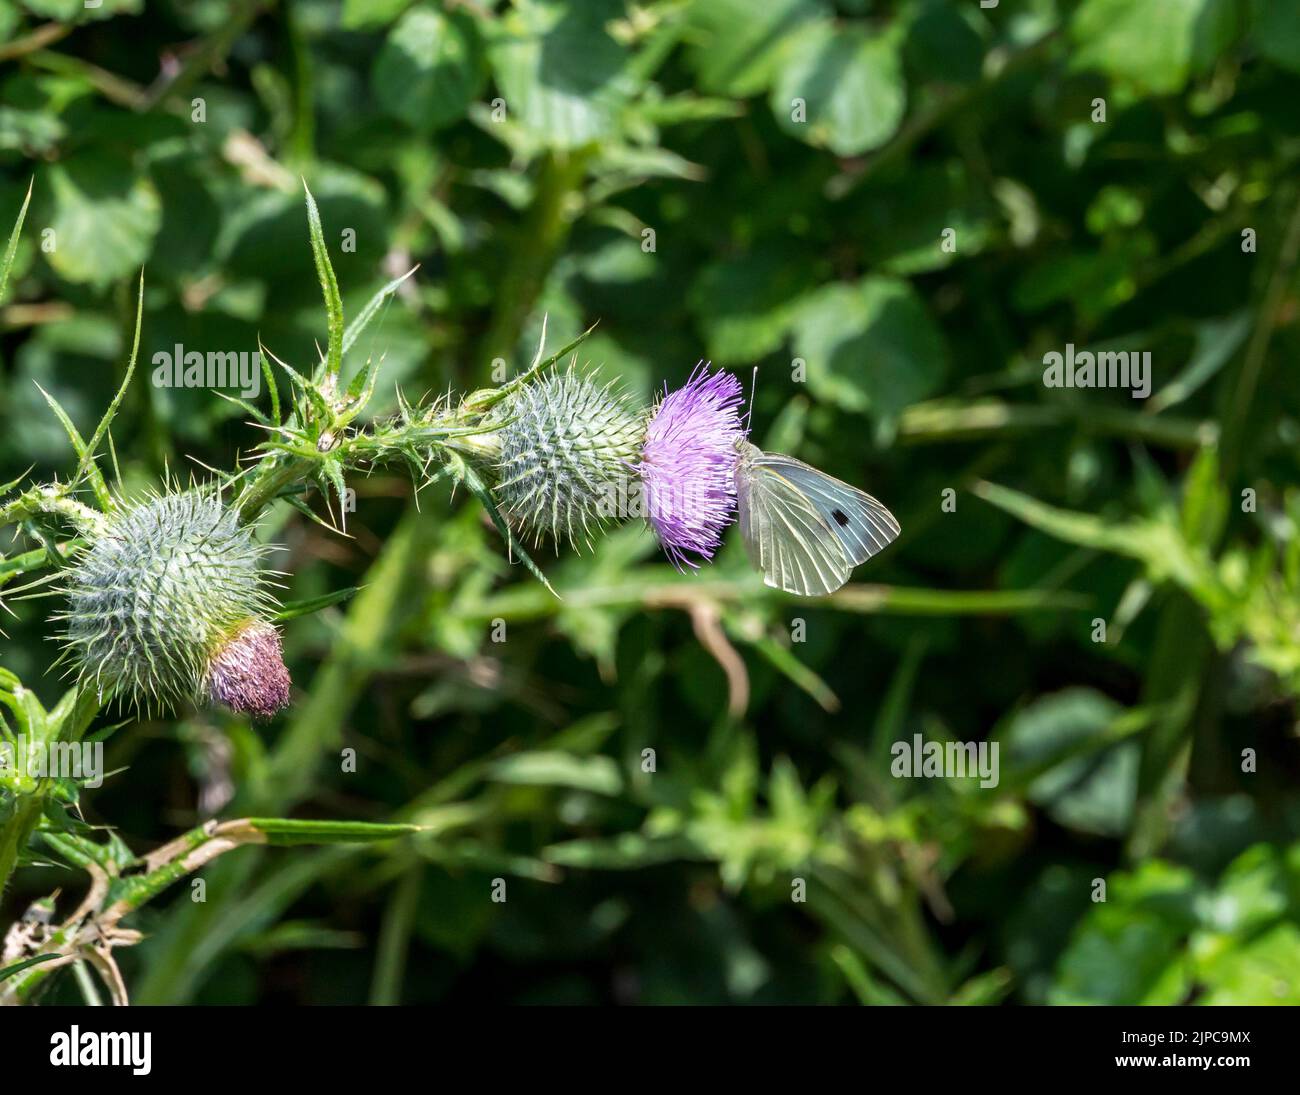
(637, 364, 746, 569)
(202, 619, 292, 721)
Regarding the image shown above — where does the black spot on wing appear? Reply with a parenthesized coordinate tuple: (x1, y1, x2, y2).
(832, 509, 850, 527)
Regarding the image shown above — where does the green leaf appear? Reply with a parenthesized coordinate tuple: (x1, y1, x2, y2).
(283, 493, 345, 533)
(1198, 845, 1289, 938)
(858, 163, 995, 275)
(689, 248, 813, 364)
(1254, 0, 1300, 73)
(303, 182, 344, 380)
(1179, 446, 1226, 547)
(373, 7, 484, 132)
(345, 358, 374, 404)
(950, 968, 1014, 1006)
(790, 276, 948, 428)
(259, 345, 281, 427)
(240, 921, 364, 957)
(214, 390, 270, 426)
(685, 0, 822, 98)
(0, 954, 60, 983)
(488, 0, 631, 149)
(770, 21, 905, 156)
(974, 480, 1151, 557)
(0, 107, 65, 156)
(1013, 239, 1157, 322)
(486, 752, 623, 796)
(1197, 923, 1300, 1005)
(273, 586, 362, 622)
(1049, 860, 1201, 1005)
(1148, 313, 1250, 413)
(830, 944, 910, 1006)
(0, 178, 31, 307)
(904, 0, 986, 86)
(41, 154, 160, 288)
(1070, 0, 1238, 97)
(974, 479, 1212, 592)
(544, 834, 703, 869)
(342, 0, 412, 30)
(21, 0, 140, 19)
(999, 688, 1138, 837)
(273, 350, 332, 423)
(30, 386, 116, 511)
(74, 270, 143, 510)
(245, 818, 422, 846)
(743, 628, 839, 712)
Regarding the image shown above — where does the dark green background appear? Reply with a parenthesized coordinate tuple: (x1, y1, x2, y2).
(3, 0, 1300, 1004)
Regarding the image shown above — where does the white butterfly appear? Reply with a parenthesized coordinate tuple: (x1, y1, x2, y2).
(734, 440, 900, 596)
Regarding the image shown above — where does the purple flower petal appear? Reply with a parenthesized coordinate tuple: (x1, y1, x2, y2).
(204, 619, 291, 720)
(637, 364, 746, 568)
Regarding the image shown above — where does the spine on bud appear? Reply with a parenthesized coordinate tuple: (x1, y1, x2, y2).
(490, 370, 645, 550)
(60, 490, 290, 717)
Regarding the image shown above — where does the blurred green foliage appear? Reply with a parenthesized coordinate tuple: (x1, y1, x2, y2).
(2, 0, 1300, 1004)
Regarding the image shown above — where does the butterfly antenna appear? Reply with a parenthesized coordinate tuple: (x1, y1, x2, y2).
(744, 367, 758, 433)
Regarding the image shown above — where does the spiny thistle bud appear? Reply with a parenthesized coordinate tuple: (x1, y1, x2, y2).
(492, 369, 644, 550)
(59, 490, 289, 718)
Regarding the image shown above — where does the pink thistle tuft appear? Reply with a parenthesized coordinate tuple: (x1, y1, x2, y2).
(203, 619, 291, 720)
(637, 364, 746, 568)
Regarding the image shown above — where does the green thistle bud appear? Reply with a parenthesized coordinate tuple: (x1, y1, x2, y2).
(491, 369, 645, 549)
(59, 490, 289, 717)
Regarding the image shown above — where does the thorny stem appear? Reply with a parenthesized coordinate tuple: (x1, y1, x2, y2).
(233, 408, 500, 525)
(3, 816, 416, 1004)
(234, 452, 317, 525)
(0, 798, 45, 906)
(0, 22, 71, 62)
(0, 684, 101, 899)
(231, 320, 597, 526)
(1, 819, 261, 1004)
(0, 488, 108, 539)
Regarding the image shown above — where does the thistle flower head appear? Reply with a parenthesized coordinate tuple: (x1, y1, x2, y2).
(491, 368, 644, 550)
(59, 489, 289, 717)
(201, 618, 292, 720)
(637, 364, 746, 568)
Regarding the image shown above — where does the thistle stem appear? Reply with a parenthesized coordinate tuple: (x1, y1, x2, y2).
(0, 489, 108, 537)
(0, 796, 45, 900)
(234, 454, 316, 525)
(0, 683, 100, 898)
(234, 411, 497, 525)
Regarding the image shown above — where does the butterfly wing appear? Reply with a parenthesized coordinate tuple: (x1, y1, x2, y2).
(736, 446, 853, 596)
(762, 453, 901, 567)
